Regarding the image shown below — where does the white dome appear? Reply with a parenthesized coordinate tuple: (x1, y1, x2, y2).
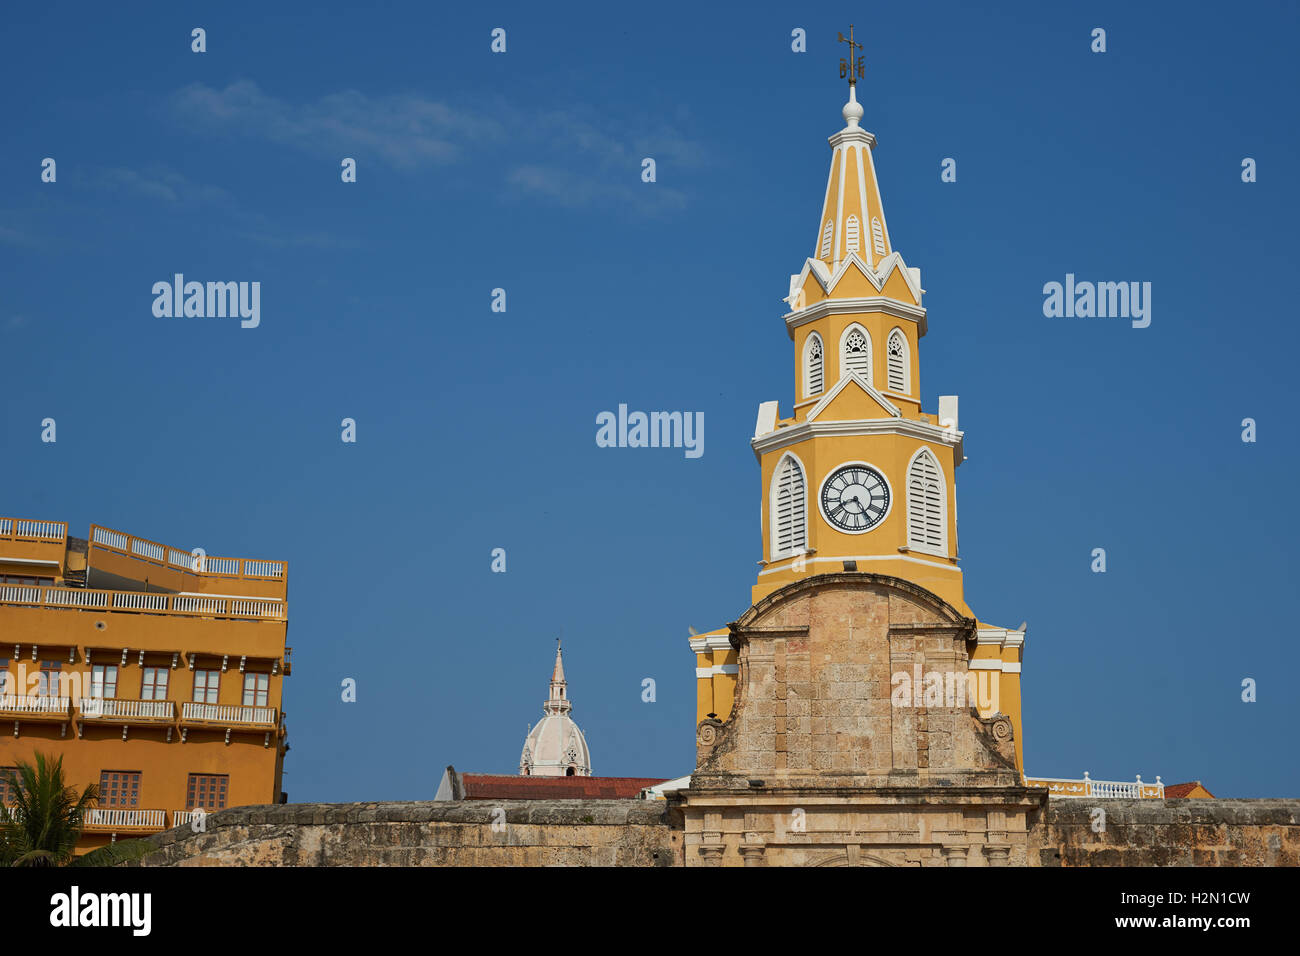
(520, 714, 591, 777)
(519, 641, 592, 777)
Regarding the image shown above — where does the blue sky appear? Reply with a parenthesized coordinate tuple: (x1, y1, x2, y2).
(3, 1, 1298, 800)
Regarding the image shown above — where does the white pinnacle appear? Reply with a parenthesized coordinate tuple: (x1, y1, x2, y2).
(842, 85, 864, 129)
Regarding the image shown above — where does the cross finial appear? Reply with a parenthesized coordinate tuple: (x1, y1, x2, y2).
(838, 25, 864, 87)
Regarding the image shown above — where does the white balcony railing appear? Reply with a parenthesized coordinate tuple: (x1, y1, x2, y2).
(79, 698, 175, 720)
(0, 695, 70, 716)
(181, 702, 277, 726)
(0, 517, 67, 541)
(0, 585, 285, 621)
(171, 809, 216, 829)
(83, 808, 167, 830)
(90, 525, 286, 580)
(1025, 772, 1164, 799)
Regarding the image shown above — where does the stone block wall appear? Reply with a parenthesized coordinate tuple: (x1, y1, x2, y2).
(129, 800, 682, 867)
(1033, 798, 1300, 866)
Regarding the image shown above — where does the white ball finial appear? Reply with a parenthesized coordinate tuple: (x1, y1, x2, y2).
(843, 86, 864, 128)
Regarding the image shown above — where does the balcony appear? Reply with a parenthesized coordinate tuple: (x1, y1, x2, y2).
(1025, 772, 1164, 799)
(82, 808, 168, 832)
(0, 517, 67, 572)
(79, 697, 176, 724)
(181, 702, 278, 728)
(88, 524, 286, 599)
(0, 695, 72, 721)
(0, 584, 284, 621)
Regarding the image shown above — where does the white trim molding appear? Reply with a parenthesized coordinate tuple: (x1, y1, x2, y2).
(758, 551, 961, 577)
(968, 659, 1022, 674)
(695, 664, 739, 678)
(784, 292, 927, 340)
(751, 417, 964, 465)
(688, 633, 734, 654)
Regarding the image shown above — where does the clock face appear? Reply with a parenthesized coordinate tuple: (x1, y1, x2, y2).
(819, 463, 892, 533)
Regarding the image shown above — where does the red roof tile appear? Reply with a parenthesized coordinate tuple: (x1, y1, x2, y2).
(1164, 781, 1214, 798)
(459, 774, 668, 800)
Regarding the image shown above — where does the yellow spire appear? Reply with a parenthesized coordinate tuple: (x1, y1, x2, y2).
(813, 31, 892, 273)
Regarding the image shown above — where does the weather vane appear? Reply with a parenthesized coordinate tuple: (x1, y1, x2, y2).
(838, 25, 865, 86)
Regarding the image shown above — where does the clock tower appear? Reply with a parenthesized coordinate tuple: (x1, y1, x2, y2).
(752, 77, 965, 613)
(686, 47, 1029, 799)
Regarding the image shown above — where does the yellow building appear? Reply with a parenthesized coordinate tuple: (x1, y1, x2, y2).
(689, 71, 1028, 772)
(0, 518, 290, 851)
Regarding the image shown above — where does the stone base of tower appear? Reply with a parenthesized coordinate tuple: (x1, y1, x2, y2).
(674, 785, 1043, 867)
(674, 571, 1040, 866)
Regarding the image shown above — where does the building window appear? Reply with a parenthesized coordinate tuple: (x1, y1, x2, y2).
(804, 333, 824, 397)
(0, 575, 53, 587)
(771, 454, 807, 559)
(0, 767, 17, 805)
(242, 673, 269, 707)
(886, 329, 908, 393)
(36, 661, 61, 697)
(907, 449, 947, 555)
(845, 215, 860, 254)
(193, 669, 220, 704)
(140, 667, 169, 701)
(842, 325, 871, 382)
(871, 216, 886, 257)
(99, 771, 141, 808)
(186, 773, 228, 811)
(90, 664, 118, 700)
(820, 219, 834, 258)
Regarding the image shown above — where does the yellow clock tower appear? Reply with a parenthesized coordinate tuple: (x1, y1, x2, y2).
(689, 48, 1027, 768)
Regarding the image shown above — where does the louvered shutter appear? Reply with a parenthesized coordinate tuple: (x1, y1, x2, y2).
(886, 330, 906, 392)
(774, 457, 806, 556)
(820, 220, 834, 258)
(871, 217, 886, 256)
(843, 327, 870, 381)
(845, 216, 860, 254)
(805, 334, 824, 395)
(907, 451, 945, 553)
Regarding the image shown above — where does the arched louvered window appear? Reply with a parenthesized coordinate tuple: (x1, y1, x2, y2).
(804, 333, 824, 396)
(907, 448, 947, 554)
(820, 220, 834, 258)
(845, 215, 860, 254)
(771, 455, 807, 559)
(841, 325, 871, 382)
(871, 217, 886, 257)
(886, 329, 908, 393)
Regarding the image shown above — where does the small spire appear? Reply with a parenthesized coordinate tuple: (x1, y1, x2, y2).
(552, 638, 565, 683)
(544, 639, 571, 715)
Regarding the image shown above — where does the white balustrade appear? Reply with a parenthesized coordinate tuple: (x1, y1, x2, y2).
(0, 695, 70, 715)
(11, 519, 66, 539)
(79, 698, 174, 720)
(92, 526, 129, 550)
(111, 591, 168, 611)
(84, 808, 166, 829)
(182, 702, 277, 726)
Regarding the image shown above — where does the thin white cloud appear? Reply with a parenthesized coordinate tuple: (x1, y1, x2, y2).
(169, 81, 707, 214)
(171, 80, 503, 169)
